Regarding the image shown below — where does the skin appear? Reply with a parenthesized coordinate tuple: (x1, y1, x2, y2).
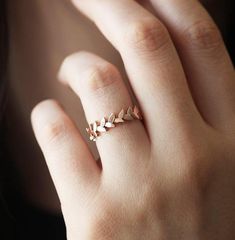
(31, 0, 235, 239)
(7, 0, 118, 210)
(6, 0, 235, 238)
(6, 0, 233, 211)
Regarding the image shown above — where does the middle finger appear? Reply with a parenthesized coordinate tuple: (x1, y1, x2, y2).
(72, 0, 203, 144)
(59, 52, 149, 179)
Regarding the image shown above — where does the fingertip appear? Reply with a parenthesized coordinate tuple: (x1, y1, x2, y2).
(57, 62, 67, 85)
(31, 99, 62, 131)
(57, 51, 93, 85)
(57, 53, 79, 85)
(31, 98, 59, 118)
(30, 98, 100, 209)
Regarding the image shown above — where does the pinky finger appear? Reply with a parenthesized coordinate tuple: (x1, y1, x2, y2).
(31, 99, 100, 210)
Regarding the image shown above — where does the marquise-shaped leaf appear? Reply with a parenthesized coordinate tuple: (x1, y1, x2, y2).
(118, 109, 124, 119)
(100, 117, 106, 127)
(105, 122, 115, 128)
(97, 126, 107, 132)
(124, 114, 134, 120)
(114, 118, 124, 123)
(133, 106, 141, 119)
(93, 122, 97, 132)
(108, 113, 115, 123)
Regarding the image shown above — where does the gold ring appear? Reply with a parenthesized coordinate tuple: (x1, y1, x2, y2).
(86, 106, 142, 141)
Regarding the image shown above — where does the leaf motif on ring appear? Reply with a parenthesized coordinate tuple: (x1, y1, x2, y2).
(108, 113, 115, 123)
(123, 107, 134, 120)
(114, 118, 124, 123)
(118, 109, 124, 119)
(105, 122, 115, 128)
(133, 106, 141, 119)
(86, 127, 91, 134)
(90, 135, 95, 141)
(105, 114, 116, 128)
(114, 109, 124, 123)
(100, 117, 106, 127)
(97, 126, 107, 132)
(127, 107, 133, 115)
(124, 114, 134, 120)
(93, 121, 97, 132)
(86, 126, 93, 135)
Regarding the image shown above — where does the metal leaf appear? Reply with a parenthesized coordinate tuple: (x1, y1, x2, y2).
(124, 114, 134, 120)
(133, 106, 141, 119)
(105, 122, 115, 128)
(127, 107, 133, 116)
(114, 118, 124, 123)
(97, 126, 107, 132)
(90, 135, 95, 141)
(93, 131, 98, 137)
(86, 127, 94, 136)
(108, 113, 115, 123)
(93, 121, 97, 132)
(118, 109, 124, 119)
(86, 127, 90, 134)
(100, 117, 106, 127)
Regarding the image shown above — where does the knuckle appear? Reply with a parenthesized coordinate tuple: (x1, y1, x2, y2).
(84, 63, 120, 92)
(125, 18, 170, 53)
(182, 20, 223, 50)
(42, 118, 68, 143)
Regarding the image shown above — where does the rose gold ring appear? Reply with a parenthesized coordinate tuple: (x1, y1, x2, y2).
(86, 106, 142, 141)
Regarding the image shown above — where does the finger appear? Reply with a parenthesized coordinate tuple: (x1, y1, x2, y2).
(59, 52, 149, 179)
(148, 0, 235, 128)
(31, 99, 100, 208)
(71, 0, 203, 144)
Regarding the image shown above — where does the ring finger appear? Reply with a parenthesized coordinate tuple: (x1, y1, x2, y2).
(59, 51, 150, 179)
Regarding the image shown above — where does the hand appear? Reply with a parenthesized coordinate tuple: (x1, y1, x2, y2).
(31, 0, 235, 239)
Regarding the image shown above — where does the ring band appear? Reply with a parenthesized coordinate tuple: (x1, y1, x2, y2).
(86, 106, 142, 141)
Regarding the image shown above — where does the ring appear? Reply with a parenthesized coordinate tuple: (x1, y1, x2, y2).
(86, 106, 142, 141)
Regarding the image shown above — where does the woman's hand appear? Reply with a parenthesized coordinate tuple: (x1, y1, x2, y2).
(31, 0, 235, 239)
